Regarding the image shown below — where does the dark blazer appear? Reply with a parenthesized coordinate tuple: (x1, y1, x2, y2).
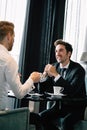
(40, 60, 86, 98)
(39, 60, 86, 129)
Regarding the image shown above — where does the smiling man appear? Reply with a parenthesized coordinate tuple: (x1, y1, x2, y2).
(39, 39, 86, 130)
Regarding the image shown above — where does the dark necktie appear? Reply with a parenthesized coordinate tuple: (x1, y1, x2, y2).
(60, 68, 67, 78)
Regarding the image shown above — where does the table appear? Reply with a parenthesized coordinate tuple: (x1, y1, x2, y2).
(8, 91, 87, 129)
(25, 93, 87, 102)
(8, 91, 87, 110)
(23, 93, 87, 112)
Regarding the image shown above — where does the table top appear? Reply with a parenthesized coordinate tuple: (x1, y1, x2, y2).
(8, 90, 87, 103)
(24, 93, 87, 103)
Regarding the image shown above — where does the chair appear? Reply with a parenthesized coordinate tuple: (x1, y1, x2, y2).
(74, 107, 87, 130)
(0, 107, 29, 130)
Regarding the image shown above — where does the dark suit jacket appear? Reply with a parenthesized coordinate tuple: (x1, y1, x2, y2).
(39, 60, 86, 128)
(40, 60, 86, 109)
(40, 61, 86, 127)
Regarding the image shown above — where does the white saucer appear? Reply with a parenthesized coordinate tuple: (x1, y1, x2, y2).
(46, 92, 66, 96)
(28, 93, 43, 98)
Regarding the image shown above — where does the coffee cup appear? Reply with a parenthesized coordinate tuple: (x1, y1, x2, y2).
(53, 86, 64, 95)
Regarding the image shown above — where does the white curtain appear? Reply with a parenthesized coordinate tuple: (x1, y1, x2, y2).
(63, 0, 87, 62)
(63, 0, 87, 92)
(0, 0, 29, 109)
(0, 0, 28, 64)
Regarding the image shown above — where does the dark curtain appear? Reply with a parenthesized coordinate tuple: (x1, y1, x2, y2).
(19, 0, 66, 83)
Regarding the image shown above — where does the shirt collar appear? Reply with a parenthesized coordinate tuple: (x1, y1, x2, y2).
(0, 44, 9, 53)
(60, 61, 70, 69)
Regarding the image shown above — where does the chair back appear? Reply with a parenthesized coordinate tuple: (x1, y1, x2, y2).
(0, 107, 29, 130)
(84, 106, 87, 120)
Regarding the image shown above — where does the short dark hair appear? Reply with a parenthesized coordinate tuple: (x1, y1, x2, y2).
(0, 21, 14, 41)
(54, 39, 73, 54)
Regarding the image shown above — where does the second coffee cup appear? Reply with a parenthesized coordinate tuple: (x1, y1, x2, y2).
(53, 86, 64, 95)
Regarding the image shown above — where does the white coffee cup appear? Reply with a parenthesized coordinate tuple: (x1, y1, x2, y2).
(53, 86, 64, 95)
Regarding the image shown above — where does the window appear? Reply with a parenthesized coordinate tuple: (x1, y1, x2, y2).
(63, 0, 87, 62)
(0, 0, 28, 64)
(63, 0, 87, 93)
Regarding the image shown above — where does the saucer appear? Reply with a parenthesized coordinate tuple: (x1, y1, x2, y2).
(45, 92, 66, 96)
(28, 93, 43, 98)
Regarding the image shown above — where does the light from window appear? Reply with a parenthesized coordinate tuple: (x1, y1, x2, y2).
(0, 0, 28, 64)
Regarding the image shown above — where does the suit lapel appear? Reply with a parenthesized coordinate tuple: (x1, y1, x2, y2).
(54, 60, 74, 79)
(65, 60, 73, 79)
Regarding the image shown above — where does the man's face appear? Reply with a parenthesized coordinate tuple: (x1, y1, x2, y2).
(55, 44, 71, 64)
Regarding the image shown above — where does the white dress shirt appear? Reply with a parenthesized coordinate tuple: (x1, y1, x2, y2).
(0, 44, 34, 110)
(54, 62, 70, 82)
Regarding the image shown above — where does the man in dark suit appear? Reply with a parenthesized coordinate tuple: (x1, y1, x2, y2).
(39, 39, 86, 130)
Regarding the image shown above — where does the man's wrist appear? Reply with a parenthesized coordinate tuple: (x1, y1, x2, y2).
(53, 72, 59, 78)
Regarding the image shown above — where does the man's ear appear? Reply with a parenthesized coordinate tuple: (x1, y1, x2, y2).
(68, 51, 72, 58)
(7, 32, 11, 41)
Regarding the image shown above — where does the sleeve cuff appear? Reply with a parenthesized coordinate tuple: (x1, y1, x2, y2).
(27, 77, 35, 90)
(54, 74, 61, 82)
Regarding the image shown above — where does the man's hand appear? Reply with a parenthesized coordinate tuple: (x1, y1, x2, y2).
(30, 72, 41, 83)
(44, 64, 58, 77)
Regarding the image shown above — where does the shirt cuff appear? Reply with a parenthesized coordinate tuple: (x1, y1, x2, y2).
(27, 77, 35, 90)
(54, 74, 61, 82)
